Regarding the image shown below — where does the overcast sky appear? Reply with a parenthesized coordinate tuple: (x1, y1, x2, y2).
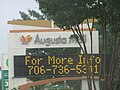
(0, 0, 39, 53)
(0, 0, 39, 78)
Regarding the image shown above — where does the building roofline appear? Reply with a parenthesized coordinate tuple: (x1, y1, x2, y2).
(8, 19, 98, 27)
(10, 28, 96, 33)
(8, 20, 52, 27)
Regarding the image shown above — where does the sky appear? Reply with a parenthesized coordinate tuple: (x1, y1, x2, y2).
(0, 0, 39, 78)
(0, 0, 39, 56)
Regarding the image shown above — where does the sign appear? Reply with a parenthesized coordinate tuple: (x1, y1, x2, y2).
(9, 31, 99, 54)
(14, 54, 101, 77)
(2, 70, 9, 90)
(1, 54, 9, 90)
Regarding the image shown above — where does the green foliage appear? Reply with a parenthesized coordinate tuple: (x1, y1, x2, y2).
(19, 10, 47, 20)
(18, 0, 120, 90)
(36, 0, 97, 29)
(26, 48, 80, 56)
(19, 11, 32, 20)
(95, 22, 114, 54)
(35, 0, 120, 34)
(67, 80, 82, 90)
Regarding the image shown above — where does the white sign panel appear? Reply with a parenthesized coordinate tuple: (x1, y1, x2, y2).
(9, 31, 99, 53)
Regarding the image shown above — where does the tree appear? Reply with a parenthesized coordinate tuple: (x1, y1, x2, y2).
(96, 1, 120, 90)
(19, 0, 120, 90)
(19, 9, 47, 20)
(35, 0, 99, 90)
(19, 0, 100, 90)
(35, 0, 120, 90)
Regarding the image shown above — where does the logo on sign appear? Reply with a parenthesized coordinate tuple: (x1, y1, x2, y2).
(20, 35, 32, 44)
(6, 58, 8, 67)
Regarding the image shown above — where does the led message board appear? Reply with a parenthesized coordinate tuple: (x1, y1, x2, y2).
(14, 55, 101, 77)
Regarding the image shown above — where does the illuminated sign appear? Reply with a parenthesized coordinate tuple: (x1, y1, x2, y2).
(14, 54, 101, 77)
